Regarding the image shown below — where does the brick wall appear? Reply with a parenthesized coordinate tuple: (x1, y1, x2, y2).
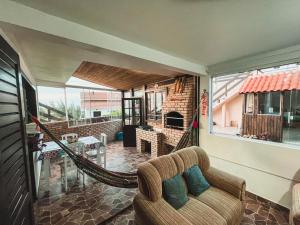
(136, 128, 164, 158)
(42, 120, 122, 142)
(147, 77, 194, 152)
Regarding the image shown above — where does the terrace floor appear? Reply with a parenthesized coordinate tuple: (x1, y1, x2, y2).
(35, 141, 290, 225)
(35, 141, 150, 225)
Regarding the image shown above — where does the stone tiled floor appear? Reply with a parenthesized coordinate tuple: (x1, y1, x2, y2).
(35, 141, 150, 225)
(242, 192, 289, 225)
(35, 141, 290, 225)
(107, 192, 290, 225)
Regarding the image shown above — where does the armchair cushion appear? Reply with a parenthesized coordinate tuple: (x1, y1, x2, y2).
(183, 165, 210, 196)
(163, 174, 189, 209)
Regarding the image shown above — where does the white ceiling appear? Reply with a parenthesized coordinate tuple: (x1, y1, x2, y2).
(0, 23, 189, 85)
(11, 0, 300, 66)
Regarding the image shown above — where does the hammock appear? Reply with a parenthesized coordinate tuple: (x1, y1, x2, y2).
(30, 107, 198, 188)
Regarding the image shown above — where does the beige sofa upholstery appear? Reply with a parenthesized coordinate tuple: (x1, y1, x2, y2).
(133, 146, 246, 225)
(290, 183, 300, 225)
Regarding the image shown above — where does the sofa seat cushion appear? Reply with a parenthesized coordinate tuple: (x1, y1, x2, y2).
(192, 187, 243, 225)
(177, 198, 226, 225)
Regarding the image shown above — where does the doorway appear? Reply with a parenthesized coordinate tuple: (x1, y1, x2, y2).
(122, 97, 142, 147)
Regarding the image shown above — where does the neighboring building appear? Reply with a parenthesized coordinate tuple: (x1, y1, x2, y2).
(239, 70, 300, 142)
(80, 91, 121, 116)
(213, 93, 243, 133)
(212, 74, 247, 135)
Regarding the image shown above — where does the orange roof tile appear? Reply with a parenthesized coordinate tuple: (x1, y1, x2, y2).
(239, 70, 300, 93)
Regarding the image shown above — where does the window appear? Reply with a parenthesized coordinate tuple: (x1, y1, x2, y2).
(146, 91, 166, 120)
(283, 90, 300, 145)
(245, 94, 254, 114)
(38, 86, 66, 122)
(66, 87, 89, 126)
(38, 85, 122, 126)
(133, 89, 143, 97)
(258, 92, 280, 115)
(67, 89, 122, 126)
(210, 64, 300, 147)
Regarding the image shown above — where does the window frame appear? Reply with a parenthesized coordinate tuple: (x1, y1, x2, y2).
(146, 89, 166, 121)
(244, 93, 254, 115)
(257, 91, 282, 116)
(209, 74, 299, 148)
(37, 84, 122, 127)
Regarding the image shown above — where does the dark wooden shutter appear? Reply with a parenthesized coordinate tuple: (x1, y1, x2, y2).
(0, 36, 34, 225)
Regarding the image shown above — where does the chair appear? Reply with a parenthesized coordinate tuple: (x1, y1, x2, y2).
(60, 142, 85, 191)
(85, 142, 106, 168)
(290, 183, 300, 225)
(61, 133, 78, 143)
(100, 133, 108, 146)
(133, 146, 246, 225)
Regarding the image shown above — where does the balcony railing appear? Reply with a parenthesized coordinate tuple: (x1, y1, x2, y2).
(39, 103, 73, 122)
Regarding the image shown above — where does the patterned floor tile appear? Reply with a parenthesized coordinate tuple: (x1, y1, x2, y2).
(35, 141, 290, 225)
(34, 141, 150, 225)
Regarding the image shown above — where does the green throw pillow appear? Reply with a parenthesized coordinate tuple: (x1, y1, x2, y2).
(162, 174, 189, 209)
(183, 165, 210, 196)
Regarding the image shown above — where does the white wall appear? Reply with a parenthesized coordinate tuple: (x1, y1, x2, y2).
(199, 75, 300, 209)
(0, 28, 36, 85)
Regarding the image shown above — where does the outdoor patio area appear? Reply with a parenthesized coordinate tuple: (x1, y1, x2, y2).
(34, 141, 290, 225)
(34, 141, 150, 225)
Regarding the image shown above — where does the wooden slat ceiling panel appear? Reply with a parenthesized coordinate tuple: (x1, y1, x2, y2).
(73, 61, 182, 90)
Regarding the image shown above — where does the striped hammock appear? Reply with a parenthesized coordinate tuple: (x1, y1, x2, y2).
(30, 113, 195, 188)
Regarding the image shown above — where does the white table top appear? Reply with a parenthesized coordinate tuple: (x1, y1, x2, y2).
(78, 136, 101, 146)
(43, 140, 68, 152)
(43, 136, 101, 152)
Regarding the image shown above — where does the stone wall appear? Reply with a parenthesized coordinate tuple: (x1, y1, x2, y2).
(42, 120, 122, 142)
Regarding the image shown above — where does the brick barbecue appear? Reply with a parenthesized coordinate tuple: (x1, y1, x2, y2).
(138, 77, 194, 157)
(136, 128, 163, 158)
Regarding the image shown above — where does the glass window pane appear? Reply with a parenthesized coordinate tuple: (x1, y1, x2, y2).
(134, 89, 143, 97)
(258, 92, 280, 114)
(67, 87, 87, 126)
(111, 92, 122, 120)
(283, 90, 300, 145)
(156, 92, 163, 116)
(245, 94, 254, 114)
(38, 86, 66, 122)
(124, 91, 131, 98)
(147, 92, 155, 119)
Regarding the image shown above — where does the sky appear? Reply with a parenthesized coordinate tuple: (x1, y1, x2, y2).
(38, 77, 115, 105)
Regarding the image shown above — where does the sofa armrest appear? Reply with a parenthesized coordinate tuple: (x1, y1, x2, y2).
(205, 167, 246, 201)
(133, 193, 192, 225)
(291, 183, 300, 225)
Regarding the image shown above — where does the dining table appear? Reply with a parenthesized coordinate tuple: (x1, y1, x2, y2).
(40, 136, 103, 192)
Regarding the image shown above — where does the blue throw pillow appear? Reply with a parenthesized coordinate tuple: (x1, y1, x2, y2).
(183, 165, 210, 196)
(162, 174, 189, 209)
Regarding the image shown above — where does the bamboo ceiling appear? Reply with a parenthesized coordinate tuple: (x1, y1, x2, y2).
(73, 61, 183, 90)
